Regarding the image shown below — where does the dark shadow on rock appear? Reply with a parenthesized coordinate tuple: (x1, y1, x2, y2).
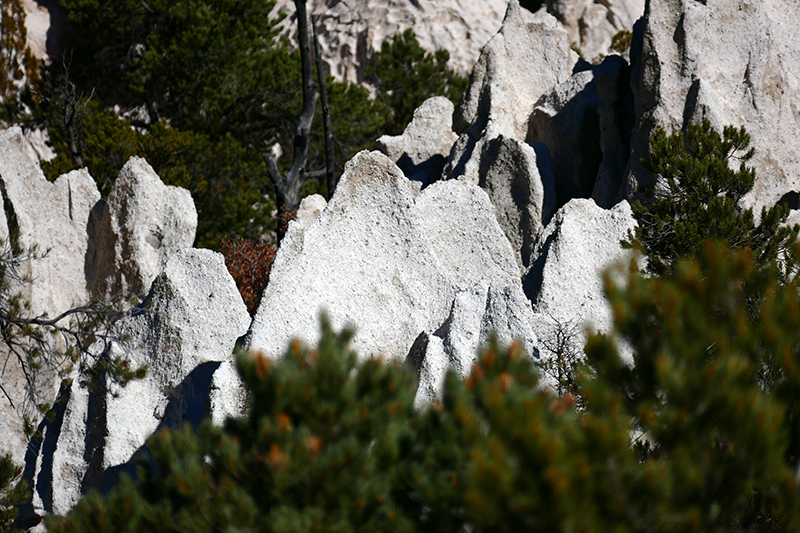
(778, 191, 800, 210)
(443, 134, 477, 180)
(19, 379, 71, 521)
(100, 360, 222, 494)
(83, 198, 106, 295)
(479, 136, 542, 268)
(523, 228, 557, 304)
(405, 331, 429, 374)
(397, 153, 447, 189)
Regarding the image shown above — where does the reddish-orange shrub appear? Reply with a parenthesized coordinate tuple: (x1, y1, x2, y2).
(220, 236, 277, 316)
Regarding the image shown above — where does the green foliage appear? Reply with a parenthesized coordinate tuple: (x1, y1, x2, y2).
(609, 30, 633, 55)
(42, 104, 275, 249)
(369, 29, 467, 135)
(627, 119, 798, 277)
(0, 453, 27, 533)
(40, 0, 395, 248)
(47, 240, 800, 532)
(583, 242, 800, 530)
(0, 0, 39, 103)
(60, 0, 295, 136)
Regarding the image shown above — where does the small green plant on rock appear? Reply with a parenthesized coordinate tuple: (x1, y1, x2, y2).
(0, 453, 27, 533)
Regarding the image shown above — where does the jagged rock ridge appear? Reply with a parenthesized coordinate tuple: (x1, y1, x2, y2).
(3, 0, 800, 525)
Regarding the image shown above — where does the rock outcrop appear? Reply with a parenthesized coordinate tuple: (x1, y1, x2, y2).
(528, 55, 634, 209)
(269, 0, 644, 87)
(245, 151, 536, 369)
(0, 127, 102, 465)
(626, 0, 800, 212)
(89, 157, 197, 301)
(47, 248, 250, 513)
(444, 0, 576, 268)
(525, 198, 636, 358)
(451, 0, 577, 147)
(374, 96, 458, 186)
(6, 0, 800, 524)
(547, 0, 645, 62)
(271, 0, 507, 83)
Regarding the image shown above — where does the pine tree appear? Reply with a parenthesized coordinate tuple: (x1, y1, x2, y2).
(0, 0, 39, 104)
(583, 242, 800, 530)
(627, 119, 798, 278)
(0, 453, 27, 533)
(368, 29, 468, 135)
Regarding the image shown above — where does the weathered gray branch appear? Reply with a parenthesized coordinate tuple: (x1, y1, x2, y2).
(264, 0, 318, 241)
(312, 14, 336, 199)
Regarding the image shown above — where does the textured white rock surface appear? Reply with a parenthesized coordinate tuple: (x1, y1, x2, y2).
(412, 179, 521, 290)
(626, 0, 800, 212)
(103, 249, 250, 468)
(476, 135, 555, 270)
(245, 150, 456, 359)
(245, 151, 535, 367)
(271, 0, 506, 83)
(0, 128, 100, 316)
(375, 96, 458, 185)
(412, 279, 539, 407)
(525, 198, 636, 354)
(49, 374, 89, 515)
(452, 0, 577, 145)
(547, 0, 645, 62)
(0, 127, 101, 465)
(294, 194, 327, 228)
(528, 56, 634, 210)
(90, 157, 197, 300)
(41, 249, 249, 513)
(443, 0, 575, 268)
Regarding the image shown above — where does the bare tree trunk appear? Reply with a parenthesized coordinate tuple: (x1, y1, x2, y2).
(311, 14, 336, 200)
(264, 0, 318, 242)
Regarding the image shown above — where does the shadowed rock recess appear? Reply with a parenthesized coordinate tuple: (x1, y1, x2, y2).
(2, 0, 800, 523)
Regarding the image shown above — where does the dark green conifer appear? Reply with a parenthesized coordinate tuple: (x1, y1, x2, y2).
(0, 454, 27, 533)
(627, 119, 798, 277)
(369, 29, 468, 135)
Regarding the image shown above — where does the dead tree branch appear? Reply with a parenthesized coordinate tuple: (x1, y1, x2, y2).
(264, 0, 318, 242)
(311, 14, 336, 199)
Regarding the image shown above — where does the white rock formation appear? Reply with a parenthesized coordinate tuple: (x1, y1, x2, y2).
(245, 151, 537, 373)
(476, 135, 555, 270)
(528, 55, 634, 209)
(444, 0, 575, 266)
(271, 0, 507, 83)
(0, 127, 101, 464)
(294, 194, 327, 228)
(89, 157, 198, 301)
(102, 249, 250, 469)
(547, 0, 645, 62)
(375, 96, 458, 186)
(452, 0, 577, 147)
(626, 0, 800, 212)
(43, 249, 250, 513)
(411, 280, 539, 407)
(525, 198, 636, 361)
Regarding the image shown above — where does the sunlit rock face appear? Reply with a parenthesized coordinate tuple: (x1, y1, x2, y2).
(271, 0, 507, 83)
(625, 0, 800, 212)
